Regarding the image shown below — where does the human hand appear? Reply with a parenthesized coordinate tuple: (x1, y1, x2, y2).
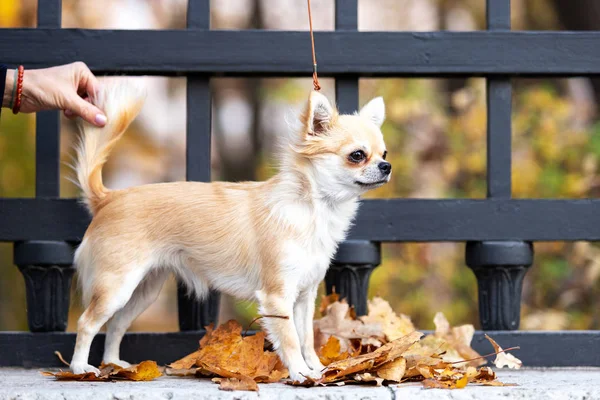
(2, 62, 107, 127)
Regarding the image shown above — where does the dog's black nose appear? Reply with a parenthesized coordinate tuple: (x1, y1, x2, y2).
(378, 161, 392, 175)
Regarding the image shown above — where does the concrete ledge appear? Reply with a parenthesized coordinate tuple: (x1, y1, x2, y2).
(2, 368, 600, 400)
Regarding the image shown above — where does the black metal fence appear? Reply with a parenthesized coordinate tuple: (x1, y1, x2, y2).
(1, 0, 600, 367)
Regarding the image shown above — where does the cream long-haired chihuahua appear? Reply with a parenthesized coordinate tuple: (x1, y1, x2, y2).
(69, 80, 390, 382)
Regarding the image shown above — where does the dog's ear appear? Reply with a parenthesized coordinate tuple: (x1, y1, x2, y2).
(304, 91, 336, 136)
(359, 96, 385, 128)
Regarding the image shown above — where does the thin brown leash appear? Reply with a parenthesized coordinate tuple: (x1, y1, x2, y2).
(307, 0, 321, 91)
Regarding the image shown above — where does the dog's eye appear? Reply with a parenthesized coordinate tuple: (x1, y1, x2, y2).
(382, 151, 388, 160)
(349, 150, 366, 163)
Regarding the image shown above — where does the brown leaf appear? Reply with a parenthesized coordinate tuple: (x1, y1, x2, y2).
(353, 372, 384, 386)
(313, 331, 423, 384)
(318, 336, 351, 366)
(40, 370, 105, 381)
(314, 300, 384, 349)
(165, 368, 198, 376)
(426, 312, 485, 367)
(215, 376, 259, 392)
(111, 361, 162, 381)
(477, 380, 518, 387)
(319, 290, 340, 316)
(360, 297, 415, 342)
(170, 319, 288, 383)
(168, 350, 202, 370)
(485, 335, 523, 369)
(41, 361, 162, 382)
(422, 374, 468, 389)
(376, 357, 406, 382)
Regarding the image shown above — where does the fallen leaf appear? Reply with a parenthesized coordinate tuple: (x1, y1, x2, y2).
(165, 368, 198, 376)
(478, 381, 518, 387)
(41, 360, 162, 382)
(422, 374, 468, 389)
(318, 336, 351, 366)
(360, 297, 416, 342)
(353, 372, 384, 386)
(311, 331, 423, 384)
(41, 370, 105, 381)
(376, 357, 406, 382)
(214, 376, 259, 392)
(426, 312, 485, 367)
(485, 335, 523, 369)
(434, 312, 451, 337)
(314, 300, 385, 353)
(112, 361, 162, 381)
(168, 349, 202, 370)
(169, 319, 288, 388)
(319, 290, 340, 316)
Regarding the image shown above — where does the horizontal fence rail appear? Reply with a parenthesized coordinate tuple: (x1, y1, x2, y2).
(4, 30, 600, 76)
(1, 198, 600, 242)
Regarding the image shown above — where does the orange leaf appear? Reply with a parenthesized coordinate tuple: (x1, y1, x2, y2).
(168, 350, 202, 369)
(376, 357, 406, 382)
(111, 360, 162, 381)
(41, 361, 162, 382)
(214, 375, 259, 392)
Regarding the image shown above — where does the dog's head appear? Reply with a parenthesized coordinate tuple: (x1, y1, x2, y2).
(288, 91, 390, 202)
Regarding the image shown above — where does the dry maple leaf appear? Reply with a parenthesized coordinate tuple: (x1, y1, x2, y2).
(375, 357, 406, 382)
(422, 375, 468, 389)
(314, 299, 384, 352)
(427, 312, 485, 367)
(168, 349, 202, 370)
(318, 336, 352, 366)
(319, 290, 340, 316)
(213, 376, 259, 392)
(360, 297, 416, 342)
(168, 319, 288, 390)
(485, 334, 523, 369)
(112, 361, 163, 381)
(352, 372, 384, 386)
(298, 331, 423, 385)
(41, 370, 105, 381)
(42, 360, 162, 382)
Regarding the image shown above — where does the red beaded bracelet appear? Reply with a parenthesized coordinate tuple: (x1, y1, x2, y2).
(12, 65, 24, 114)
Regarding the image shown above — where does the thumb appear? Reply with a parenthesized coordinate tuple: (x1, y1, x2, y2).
(67, 95, 107, 127)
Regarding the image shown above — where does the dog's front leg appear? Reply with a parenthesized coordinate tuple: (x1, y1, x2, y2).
(256, 290, 319, 382)
(294, 285, 325, 373)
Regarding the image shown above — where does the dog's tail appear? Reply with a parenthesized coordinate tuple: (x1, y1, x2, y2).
(74, 80, 146, 215)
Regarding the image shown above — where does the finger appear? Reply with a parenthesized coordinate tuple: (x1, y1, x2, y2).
(67, 95, 107, 127)
(63, 109, 77, 120)
(74, 62, 101, 99)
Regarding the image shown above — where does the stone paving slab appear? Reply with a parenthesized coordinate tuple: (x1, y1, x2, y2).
(2, 368, 600, 400)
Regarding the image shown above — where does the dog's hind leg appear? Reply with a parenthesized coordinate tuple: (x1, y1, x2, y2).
(102, 269, 170, 367)
(70, 265, 150, 375)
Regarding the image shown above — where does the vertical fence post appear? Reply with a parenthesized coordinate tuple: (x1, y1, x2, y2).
(466, 0, 533, 330)
(13, 0, 75, 333)
(177, 0, 220, 331)
(325, 0, 381, 316)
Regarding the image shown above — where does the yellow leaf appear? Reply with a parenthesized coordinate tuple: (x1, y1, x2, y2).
(376, 357, 406, 382)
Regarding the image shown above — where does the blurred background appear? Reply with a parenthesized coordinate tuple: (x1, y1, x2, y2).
(0, 0, 599, 333)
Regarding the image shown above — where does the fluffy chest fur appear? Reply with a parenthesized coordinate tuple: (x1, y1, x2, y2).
(270, 193, 359, 291)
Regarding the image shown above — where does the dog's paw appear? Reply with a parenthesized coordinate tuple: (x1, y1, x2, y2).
(102, 359, 131, 368)
(289, 367, 322, 383)
(71, 362, 101, 376)
(305, 355, 326, 372)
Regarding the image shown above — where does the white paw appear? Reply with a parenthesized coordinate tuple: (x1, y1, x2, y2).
(71, 362, 101, 376)
(103, 359, 131, 368)
(289, 367, 322, 383)
(305, 355, 325, 372)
